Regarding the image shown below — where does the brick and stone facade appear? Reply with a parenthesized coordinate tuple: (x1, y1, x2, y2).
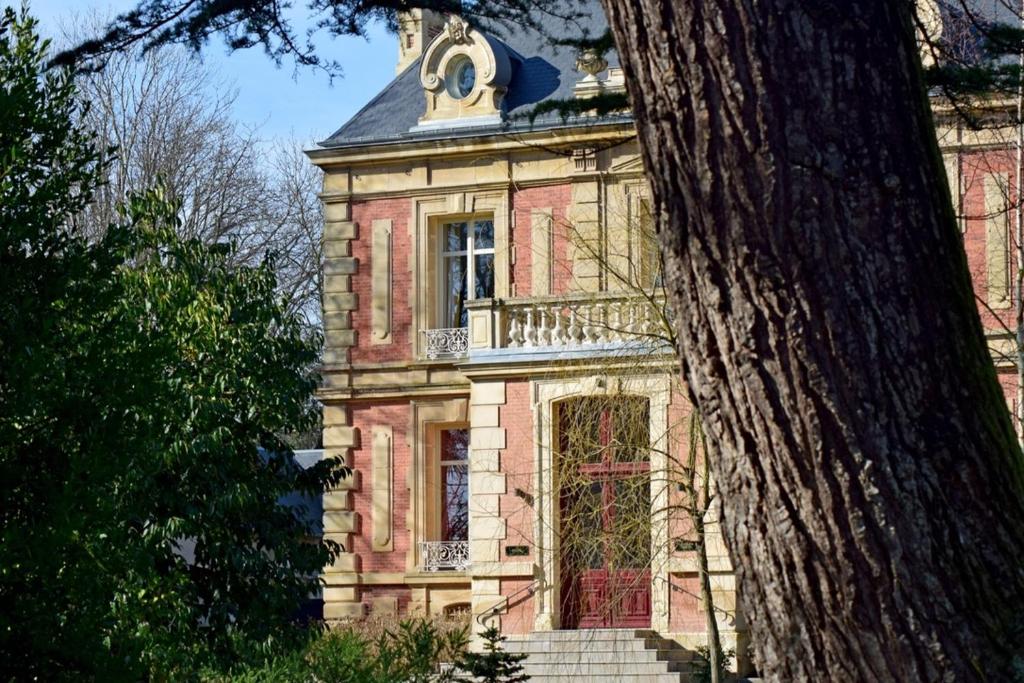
(307, 4, 1021, 676)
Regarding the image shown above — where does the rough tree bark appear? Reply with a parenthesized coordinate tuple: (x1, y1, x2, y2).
(600, 0, 1024, 680)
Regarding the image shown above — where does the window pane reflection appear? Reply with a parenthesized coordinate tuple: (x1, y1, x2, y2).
(475, 255, 494, 299)
(444, 255, 468, 328)
(474, 219, 494, 249)
(446, 222, 468, 252)
(441, 429, 469, 542)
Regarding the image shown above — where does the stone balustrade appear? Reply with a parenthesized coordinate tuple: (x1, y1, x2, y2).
(503, 296, 661, 348)
(421, 295, 670, 361)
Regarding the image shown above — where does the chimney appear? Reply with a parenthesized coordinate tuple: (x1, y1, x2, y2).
(396, 10, 446, 75)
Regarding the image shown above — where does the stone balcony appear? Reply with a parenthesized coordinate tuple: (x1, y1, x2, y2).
(462, 293, 674, 363)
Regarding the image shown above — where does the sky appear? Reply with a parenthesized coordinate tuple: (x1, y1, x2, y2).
(29, 0, 398, 148)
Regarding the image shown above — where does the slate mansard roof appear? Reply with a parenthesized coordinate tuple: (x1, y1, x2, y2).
(320, 1, 1014, 150)
(318, 2, 625, 149)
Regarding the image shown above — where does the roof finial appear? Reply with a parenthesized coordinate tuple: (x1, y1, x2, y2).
(575, 48, 608, 81)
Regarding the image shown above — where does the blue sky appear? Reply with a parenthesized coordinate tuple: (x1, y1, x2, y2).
(29, 0, 397, 147)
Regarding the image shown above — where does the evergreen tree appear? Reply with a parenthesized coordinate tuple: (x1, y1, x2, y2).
(0, 8, 345, 679)
(456, 626, 528, 683)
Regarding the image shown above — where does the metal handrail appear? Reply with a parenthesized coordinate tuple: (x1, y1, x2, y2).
(655, 575, 737, 620)
(475, 578, 542, 627)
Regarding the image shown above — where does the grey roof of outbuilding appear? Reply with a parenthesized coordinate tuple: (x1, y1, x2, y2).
(318, 2, 622, 148)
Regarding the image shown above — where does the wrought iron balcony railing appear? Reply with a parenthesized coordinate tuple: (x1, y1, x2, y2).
(420, 540, 470, 572)
(422, 327, 469, 360)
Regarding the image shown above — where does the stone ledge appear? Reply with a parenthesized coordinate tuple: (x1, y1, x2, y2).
(470, 561, 535, 578)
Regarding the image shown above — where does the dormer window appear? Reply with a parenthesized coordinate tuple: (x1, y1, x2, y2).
(447, 56, 476, 99)
(416, 15, 511, 128)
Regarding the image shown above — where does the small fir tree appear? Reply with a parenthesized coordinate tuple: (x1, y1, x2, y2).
(456, 626, 528, 683)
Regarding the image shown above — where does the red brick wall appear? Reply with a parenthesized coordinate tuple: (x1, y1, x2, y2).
(349, 198, 413, 364)
(511, 184, 572, 297)
(668, 575, 703, 632)
(998, 368, 1017, 418)
(500, 578, 535, 634)
(347, 399, 411, 573)
(666, 385, 697, 558)
(959, 148, 1017, 334)
(499, 380, 534, 557)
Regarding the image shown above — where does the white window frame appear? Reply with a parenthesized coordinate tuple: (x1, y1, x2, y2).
(437, 216, 495, 328)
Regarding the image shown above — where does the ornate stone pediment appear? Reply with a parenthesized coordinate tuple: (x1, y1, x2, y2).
(415, 15, 512, 128)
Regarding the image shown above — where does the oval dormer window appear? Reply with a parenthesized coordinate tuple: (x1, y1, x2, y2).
(447, 56, 476, 99)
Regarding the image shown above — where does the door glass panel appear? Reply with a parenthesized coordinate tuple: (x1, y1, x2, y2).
(562, 480, 605, 571)
(611, 399, 650, 464)
(610, 477, 651, 570)
(559, 399, 605, 465)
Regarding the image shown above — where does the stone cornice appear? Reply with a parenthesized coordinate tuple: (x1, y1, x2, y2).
(307, 121, 636, 168)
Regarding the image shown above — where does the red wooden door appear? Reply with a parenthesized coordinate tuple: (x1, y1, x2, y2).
(559, 398, 651, 629)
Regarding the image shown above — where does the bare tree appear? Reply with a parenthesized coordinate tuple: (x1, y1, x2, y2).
(262, 139, 325, 330)
(501, 201, 734, 677)
(64, 14, 324, 330)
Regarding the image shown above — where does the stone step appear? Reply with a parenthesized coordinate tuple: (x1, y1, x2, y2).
(513, 648, 694, 664)
(521, 660, 693, 675)
(497, 629, 696, 683)
(506, 637, 688, 654)
(516, 674, 686, 683)
(505, 628, 657, 642)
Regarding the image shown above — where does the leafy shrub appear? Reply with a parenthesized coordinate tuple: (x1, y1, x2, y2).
(207, 617, 471, 683)
(692, 645, 735, 683)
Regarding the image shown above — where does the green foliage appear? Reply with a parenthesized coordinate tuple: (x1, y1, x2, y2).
(0, 8, 345, 680)
(456, 626, 528, 683)
(523, 91, 630, 124)
(921, 5, 1024, 116)
(692, 645, 735, 683)
(212, 618, 470, 683)
(52, 0, 592, 73)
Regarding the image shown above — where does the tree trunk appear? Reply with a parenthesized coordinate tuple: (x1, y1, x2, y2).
(601, 0, 1024, 680)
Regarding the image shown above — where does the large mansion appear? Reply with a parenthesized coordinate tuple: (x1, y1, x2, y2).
(305, 3, 1018, 678)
